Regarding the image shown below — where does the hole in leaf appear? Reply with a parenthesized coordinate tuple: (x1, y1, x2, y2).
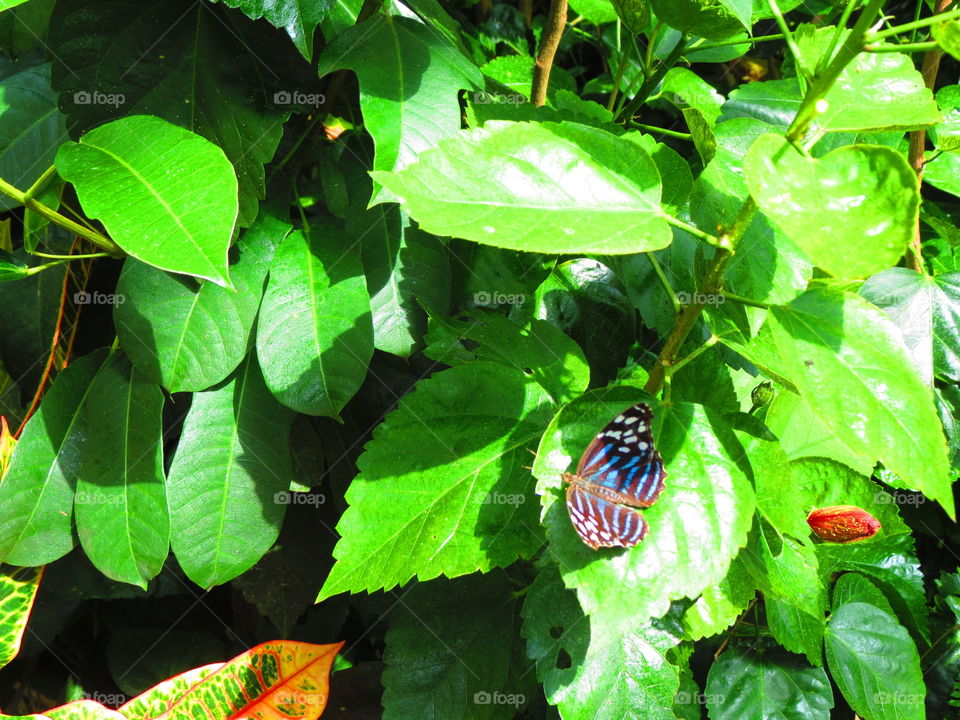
(555, 648, 572, 669)
(549, 626, 563, 639)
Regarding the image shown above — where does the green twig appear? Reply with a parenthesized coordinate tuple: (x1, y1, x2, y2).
(866, 6, 960, 42)
(766, 0, 811, 86)
(662, 214, 726, 248)
(721, 291, 773, 310)
(630, 123, 692, 140)
(646, 251, 679, 313)
(690, 33, 784, 51)
(0, 176, 120, 254)
(666, 334, 720, 378)
(864, 40, 939, 52)
(618, 33, 688, 122)
(23, 166, 58, 202)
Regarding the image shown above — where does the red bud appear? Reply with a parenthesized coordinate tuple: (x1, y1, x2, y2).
(806, 505, 881, 543)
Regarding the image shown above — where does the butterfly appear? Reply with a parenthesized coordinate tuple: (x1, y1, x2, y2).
(562, 402, 667, 550)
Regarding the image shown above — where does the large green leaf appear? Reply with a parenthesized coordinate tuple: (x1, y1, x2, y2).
(382, 572, 533, 720)
(256, 223, 373, 418)
(0, 62, 65, 212)
(705, 642, 833, 720)
(533, 388, 754, 623)
(55, 115, 237, 286)
(860, 268, 960, 384)
(115, 209, 291, 392)
(0, 565, 42, 669)
(49, 0, 297, 227)
(521, 564, 684, 719)
(318, 362, 553, 599)
(825, 602, 924, 720)
(0, 350, 106, 565)
(206, 0, 331, 60)
(74, 353, 167, 589)
(682, 553, 756, 641)
(166, 354, 294, 588)
(744, 134, 915, 279)
(316, 14, 483, 203)
(374, 121, 673, 254)
(767, 288, 954, 517)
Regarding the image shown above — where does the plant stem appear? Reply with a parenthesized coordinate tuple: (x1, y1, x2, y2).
(666, 334, 719, 378)
(30, 251, 110, 261)
(646, 251, 679, 313)
(607, 22, 632, 113)
(691, 33, 784, 50)
(766, 0, 811, 85)
(631, 123, 692, 140)
(864, 40, 939, 52)
(662, 214, 725, 247)
(866, 6, 960, 42)
(0, 176, 120, 254)
(906, 0, 951, 274)
(531, 0, 568, 106)
(721, 291, 773, 309)
(23, 166, 57, 202)
(619, 34, 688, 122)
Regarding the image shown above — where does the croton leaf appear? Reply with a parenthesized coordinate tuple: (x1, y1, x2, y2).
(0, 565, 43, 670)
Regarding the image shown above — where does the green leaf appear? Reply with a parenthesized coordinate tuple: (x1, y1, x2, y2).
(705, 642, 833, 720)
(316, 14, 483, 203)
(610, 0, 648, 33)
(479, 54, 577, 103)
(256, 224, 373, 418)
(683, 107, 716, 164)
(832, 572, 896, 617)
(115, 209, 292, 392)
(0, 63, 65, 212)
(374, 121, 673, 254)
(50, 0, 297, 227)
(767, 288, 954, 517)
(533, 388, 754, 623)
(521, 563, 684, 719)
(206, 0, 331, 60)
(382, 572, 533, 720)
(930, 85, 960, 152)
(655, 67, 725, 124)
(861, 267, 960, 384)
(682, 553, 756, 640)
(745, 134, 915, 279)
(933, 18, 960, 61)
(0, 250, 28, 283)
(0, 1, 30, 9)
(568, 0, 618, 24)
(424, 314, 590, 405)
(75, 353, 167, 588)
(0, 350, 106, 566)
(319, 362, 553, 599)
(0, 565, 42, 669)
(648, 0, 751, 40)
(825, 602, 924, 720)
(55, 115, 238, 286)
(166, 354, 294, 588)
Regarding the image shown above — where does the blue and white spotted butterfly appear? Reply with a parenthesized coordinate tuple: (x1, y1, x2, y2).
(562, 403, 667, 550)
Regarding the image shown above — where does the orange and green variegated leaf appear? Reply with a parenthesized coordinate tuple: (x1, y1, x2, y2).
(0, 415, 15, 478)
(0, 564, 43, 669)
(44, 699, 127, 719)
(145, 640, 343, 719)
(120, 663, 224, 720)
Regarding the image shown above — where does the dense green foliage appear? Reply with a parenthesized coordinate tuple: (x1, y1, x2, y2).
(1, 0, 960, 718)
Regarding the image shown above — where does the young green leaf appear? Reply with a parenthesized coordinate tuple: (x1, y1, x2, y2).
(55, 115, 238, 286)
(206, 0, 330, 60)
(373, 122, 673, 254)
(75, 353, 167, 589)
(745, 135, 916, 279)
(256, 223, 373, 419)
(768, 288, 954, 517)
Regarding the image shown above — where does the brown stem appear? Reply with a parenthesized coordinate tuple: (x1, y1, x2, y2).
(531, 0, 568, 107)
(907, 0, 951, 273)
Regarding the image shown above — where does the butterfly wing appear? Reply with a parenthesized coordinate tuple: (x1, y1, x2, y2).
(566, 482, 649, 549)
(575, 402, 666, 508)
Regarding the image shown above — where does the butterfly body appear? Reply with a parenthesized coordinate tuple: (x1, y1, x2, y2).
(563, 403, 666, 550)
